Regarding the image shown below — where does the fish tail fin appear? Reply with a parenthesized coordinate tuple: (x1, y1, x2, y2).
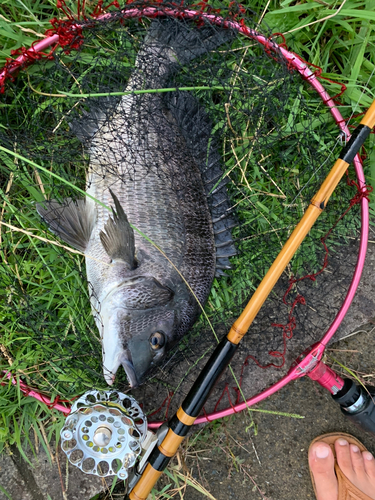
(142, 18, 234, 69)
(69, 20, 233, 142)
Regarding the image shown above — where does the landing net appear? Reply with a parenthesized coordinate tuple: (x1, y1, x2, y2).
(0, 1, 368, 425)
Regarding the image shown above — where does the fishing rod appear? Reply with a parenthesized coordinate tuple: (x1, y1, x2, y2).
(125, 100, 375, 500)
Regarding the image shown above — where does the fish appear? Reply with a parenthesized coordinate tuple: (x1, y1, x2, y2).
(37, 20, 237, 388)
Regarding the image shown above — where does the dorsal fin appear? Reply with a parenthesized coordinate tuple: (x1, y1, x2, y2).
(165, 90, 238, 276)
(69, 96, 118, 142)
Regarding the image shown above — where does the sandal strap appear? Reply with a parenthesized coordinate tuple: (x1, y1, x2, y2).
(336, 465, 374, 500)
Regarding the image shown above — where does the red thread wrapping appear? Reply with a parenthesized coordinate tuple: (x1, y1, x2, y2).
(192, 0, 221, 15)
(270, 32, 287, 50)
(147, 391, 174, 420)
(290, 52, 347, 103)
(0, 0, 370, 417)
(206, 360, 250, 415)
(213, 383, 237, 412)
(42, 1, 85, 53)
(246, 292, 306, 370)
(264, 34, 347, 104)
(45, 19, 84, 53)
(259, 33, 291, 70)
(93, 0, 121, 17)
(1, 43, 57, 93)
(228, 1, 246, 18)
(38, 392, 77, 409)
(0, 0, 122, 92)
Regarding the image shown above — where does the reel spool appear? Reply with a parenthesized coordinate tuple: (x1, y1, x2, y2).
(60, 390, 148, 478)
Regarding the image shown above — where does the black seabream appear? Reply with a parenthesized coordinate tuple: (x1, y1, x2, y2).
(37, 21, 236, 388)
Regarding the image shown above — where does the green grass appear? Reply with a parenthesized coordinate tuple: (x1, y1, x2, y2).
(0, 1, 374, 498)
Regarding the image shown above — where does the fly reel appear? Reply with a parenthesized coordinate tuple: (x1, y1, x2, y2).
(61, 390, 148, 478)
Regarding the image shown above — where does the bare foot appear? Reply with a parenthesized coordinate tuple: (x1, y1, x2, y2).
(309, 438, 375, 500)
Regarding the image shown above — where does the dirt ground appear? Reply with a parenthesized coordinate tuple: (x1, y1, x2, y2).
(110, 240, 375, 500)
(2, 328, 375, 500)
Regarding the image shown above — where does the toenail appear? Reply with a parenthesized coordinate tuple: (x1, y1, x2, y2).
(363, 452, 373, 461)
(315, 445, 329, 459)
(338, 438, 348, 446)
(351, 445, 360, 453)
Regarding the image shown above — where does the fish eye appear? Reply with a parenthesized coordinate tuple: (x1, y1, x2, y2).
(149, 332, 165, 350)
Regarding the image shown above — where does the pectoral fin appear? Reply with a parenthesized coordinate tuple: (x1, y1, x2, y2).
(100, 189, 135, 268)
(122, 276, 174, 309)
(36, 198, 95, 252)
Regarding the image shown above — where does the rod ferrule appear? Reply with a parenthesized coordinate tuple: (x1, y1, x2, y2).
(339, 124, 371, 164)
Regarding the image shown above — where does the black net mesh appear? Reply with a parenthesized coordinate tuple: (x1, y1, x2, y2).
(0, 2, 363, 420)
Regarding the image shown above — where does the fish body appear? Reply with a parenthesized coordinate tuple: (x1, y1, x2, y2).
(37, 22, 236, 387)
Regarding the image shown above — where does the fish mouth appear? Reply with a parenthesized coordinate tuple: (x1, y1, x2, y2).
(103, 350, 139, 388)
(121, 356, 139, 388)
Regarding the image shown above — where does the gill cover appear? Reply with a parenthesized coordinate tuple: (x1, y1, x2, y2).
(101, 274, 175, 387)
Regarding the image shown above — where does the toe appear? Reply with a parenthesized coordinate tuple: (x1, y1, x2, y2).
(335, 438, 354, 479)
(350, 444, 366, 476)
(363, 451, 375, 479)
(309, 442, 338, 500)
(336, 438, 375, 499)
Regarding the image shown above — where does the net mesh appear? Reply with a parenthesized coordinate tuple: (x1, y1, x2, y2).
(0, 1, 364, 421)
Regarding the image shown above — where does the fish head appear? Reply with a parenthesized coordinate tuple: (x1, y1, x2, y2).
(101, 276, 177, 388)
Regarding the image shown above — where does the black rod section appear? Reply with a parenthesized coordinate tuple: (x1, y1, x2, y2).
(181, 337, 238, 417)
(147, 336, 238, 473)
(339, 124, 371, 164)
